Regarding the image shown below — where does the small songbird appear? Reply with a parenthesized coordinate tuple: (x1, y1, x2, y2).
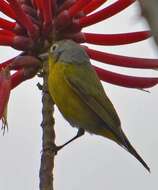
(48, 39, 150, 172)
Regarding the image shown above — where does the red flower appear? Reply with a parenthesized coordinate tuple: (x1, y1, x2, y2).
(0, 0, 158, 120)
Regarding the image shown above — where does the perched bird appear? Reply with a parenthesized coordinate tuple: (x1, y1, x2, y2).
(48, 39, 150, 172)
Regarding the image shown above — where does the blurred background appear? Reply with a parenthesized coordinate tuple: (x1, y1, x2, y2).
(0, 1, 158, 190)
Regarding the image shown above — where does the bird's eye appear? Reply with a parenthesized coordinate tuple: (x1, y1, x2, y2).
(50, 43, 58, 53)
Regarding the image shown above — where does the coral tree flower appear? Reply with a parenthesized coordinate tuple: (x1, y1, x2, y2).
(0, 0, 158, 121)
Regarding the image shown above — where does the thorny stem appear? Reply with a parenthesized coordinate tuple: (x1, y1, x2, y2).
(39, 58, 56, 190)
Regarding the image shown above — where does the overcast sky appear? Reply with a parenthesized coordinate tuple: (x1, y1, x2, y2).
(0, 1, 158, 190)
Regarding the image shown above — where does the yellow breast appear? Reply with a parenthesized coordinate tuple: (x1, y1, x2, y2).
(48, 60, 116, 140)
(48, 62, 92, 125)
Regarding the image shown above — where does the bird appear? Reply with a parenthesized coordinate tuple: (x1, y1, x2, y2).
(47, 39, 150, 172)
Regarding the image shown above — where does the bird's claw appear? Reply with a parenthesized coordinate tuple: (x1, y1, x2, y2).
(41, 145, 63, 155)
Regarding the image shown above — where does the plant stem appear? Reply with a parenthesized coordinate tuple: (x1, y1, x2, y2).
(39, 58, 56, 190)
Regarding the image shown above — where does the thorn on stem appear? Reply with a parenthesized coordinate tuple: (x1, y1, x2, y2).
(37, 82, 43, 90)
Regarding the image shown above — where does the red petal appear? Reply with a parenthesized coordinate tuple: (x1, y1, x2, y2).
(8, 0, 39, 39)
(94, 66, 158, 89)
(0, 34, 33, 50)
(33, 0, 43, 17)
(11, 67, 38, 89)
(0, 18, 16, 31)
(9, 55, 41, 70)
(0, 34, 14, 46)
(0, 58, 15, 71)
(17, 0, 32, 6)
(41, 0, 53, 35)
(10, 69, 25, 89)
(57, 0, 77, 13)
(79, 0, 135, 27)
(0, 29, 15, 36)
(55, 10, 71, 30)
(86, 48, 158, 69)
(68, 0, 92, 17)
(13, 35, 34, 50)
(0, 69, 11, 119)
(83, 31, 151, 45)
(83, 0, 107, 15)
(63, 32, 85, 43)
(0, 0, 16, 19)
(21, 4, 38, 18)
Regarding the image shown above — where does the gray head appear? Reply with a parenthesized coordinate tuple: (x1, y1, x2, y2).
(49, 40, 90, 65)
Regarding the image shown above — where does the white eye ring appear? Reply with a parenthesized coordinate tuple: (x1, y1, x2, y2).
(50, 43, 58, 53)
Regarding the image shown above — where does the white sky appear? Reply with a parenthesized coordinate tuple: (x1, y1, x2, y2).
(0, 1, 158, 190)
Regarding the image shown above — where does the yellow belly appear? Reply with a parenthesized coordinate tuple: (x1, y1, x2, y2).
(48, 62, 117, 141)
(48, 63, 101, 130)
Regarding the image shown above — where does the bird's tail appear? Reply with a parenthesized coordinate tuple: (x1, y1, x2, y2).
(120, 132, 150, 172)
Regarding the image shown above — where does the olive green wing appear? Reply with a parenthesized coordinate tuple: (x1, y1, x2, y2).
(64, 63, 122, 139)
(63, 62, 150, 172)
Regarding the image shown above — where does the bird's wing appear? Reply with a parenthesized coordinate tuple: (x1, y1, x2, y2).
(64, 63, 122, 139)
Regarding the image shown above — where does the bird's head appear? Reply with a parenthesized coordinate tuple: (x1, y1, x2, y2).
(49, 40, 90, 65)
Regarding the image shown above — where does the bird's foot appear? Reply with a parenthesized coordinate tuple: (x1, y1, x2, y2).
(42, 145, 63, 155)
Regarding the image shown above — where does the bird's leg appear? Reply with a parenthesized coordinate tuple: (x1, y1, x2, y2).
(55, 128, 85, 153)
(42, 129, 85, 154)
